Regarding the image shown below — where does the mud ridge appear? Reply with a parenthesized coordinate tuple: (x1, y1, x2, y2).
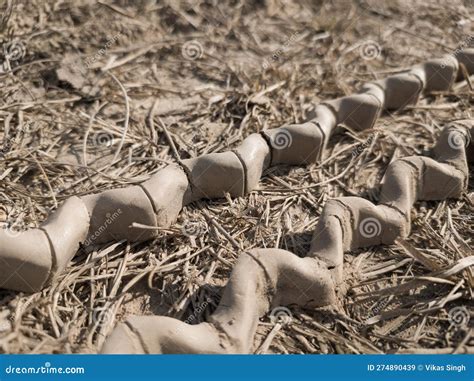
(101, 120, 473, 353)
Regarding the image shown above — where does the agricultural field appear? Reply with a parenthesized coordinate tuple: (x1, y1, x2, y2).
(0, 0, 472, 355)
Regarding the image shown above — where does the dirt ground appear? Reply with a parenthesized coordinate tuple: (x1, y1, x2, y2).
(0, 0, 472, 354)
